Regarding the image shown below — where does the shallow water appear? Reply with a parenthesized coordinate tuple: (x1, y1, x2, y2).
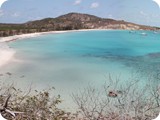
(0, 30, 160, 110)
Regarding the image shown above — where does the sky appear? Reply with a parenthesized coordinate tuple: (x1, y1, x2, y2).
(0, 0, 160, 27)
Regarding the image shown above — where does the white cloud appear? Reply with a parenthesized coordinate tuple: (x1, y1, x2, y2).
(90, 2, 99, 8)
(140, 11, 147, 16)
(0, 10, 4, 16)
(74, 0, 82, 5)
(108, 14, 113, 18)
(12, 12, 20, 17)
(0, 0, 7, 8)
(152, 0, 160, 8)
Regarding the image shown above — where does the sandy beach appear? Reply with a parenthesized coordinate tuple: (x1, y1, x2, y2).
(0, 29, 107, 42)
(0, 31, 69, 43)
(0, 29, 108, 68)
(0, 30, 75, 68)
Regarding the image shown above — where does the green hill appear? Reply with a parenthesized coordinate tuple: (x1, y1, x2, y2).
(0, 13, 159, 37)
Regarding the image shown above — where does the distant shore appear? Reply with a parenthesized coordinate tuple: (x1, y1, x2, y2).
(0, 29, 110, 43)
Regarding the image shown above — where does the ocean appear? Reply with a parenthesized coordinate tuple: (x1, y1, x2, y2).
(1, 30, 160, 110)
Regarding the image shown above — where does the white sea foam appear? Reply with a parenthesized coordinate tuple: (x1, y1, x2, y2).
(0, 29, 106, 69)
(0, 31, 75, 68)
(0, 43, 15, 67)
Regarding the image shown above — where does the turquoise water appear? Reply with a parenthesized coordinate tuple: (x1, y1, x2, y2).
(1, 30, 160, 110)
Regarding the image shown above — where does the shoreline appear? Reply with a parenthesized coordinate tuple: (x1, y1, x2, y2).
(0, 29, 108, 69)
(0, 29, 153, 43)
(0, 29, 110, 43)
(0, 28, 152, 69)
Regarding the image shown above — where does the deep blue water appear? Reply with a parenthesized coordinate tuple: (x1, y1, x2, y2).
(1, 30, 160, 110)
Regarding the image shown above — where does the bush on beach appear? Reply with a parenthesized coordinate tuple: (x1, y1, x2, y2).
(72, 75, 160, 120)
(0, 74, 159, 120)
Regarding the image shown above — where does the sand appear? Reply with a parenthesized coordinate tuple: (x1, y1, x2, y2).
(0, 49, 15, 67)
(0, 29, 108, 68)
(0, 29, 108, 43)
(0, 31, 72, 68)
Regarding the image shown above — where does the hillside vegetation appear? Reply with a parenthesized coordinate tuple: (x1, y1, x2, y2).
(0, 13, 159, 37)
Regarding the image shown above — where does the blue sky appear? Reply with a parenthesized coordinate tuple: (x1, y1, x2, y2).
(0, 0, 160, 27)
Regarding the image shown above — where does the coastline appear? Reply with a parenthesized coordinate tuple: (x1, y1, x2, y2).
(0, 28, 155, 74)
(0, 29, 110, 43)
(0, 29, 108, 68)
